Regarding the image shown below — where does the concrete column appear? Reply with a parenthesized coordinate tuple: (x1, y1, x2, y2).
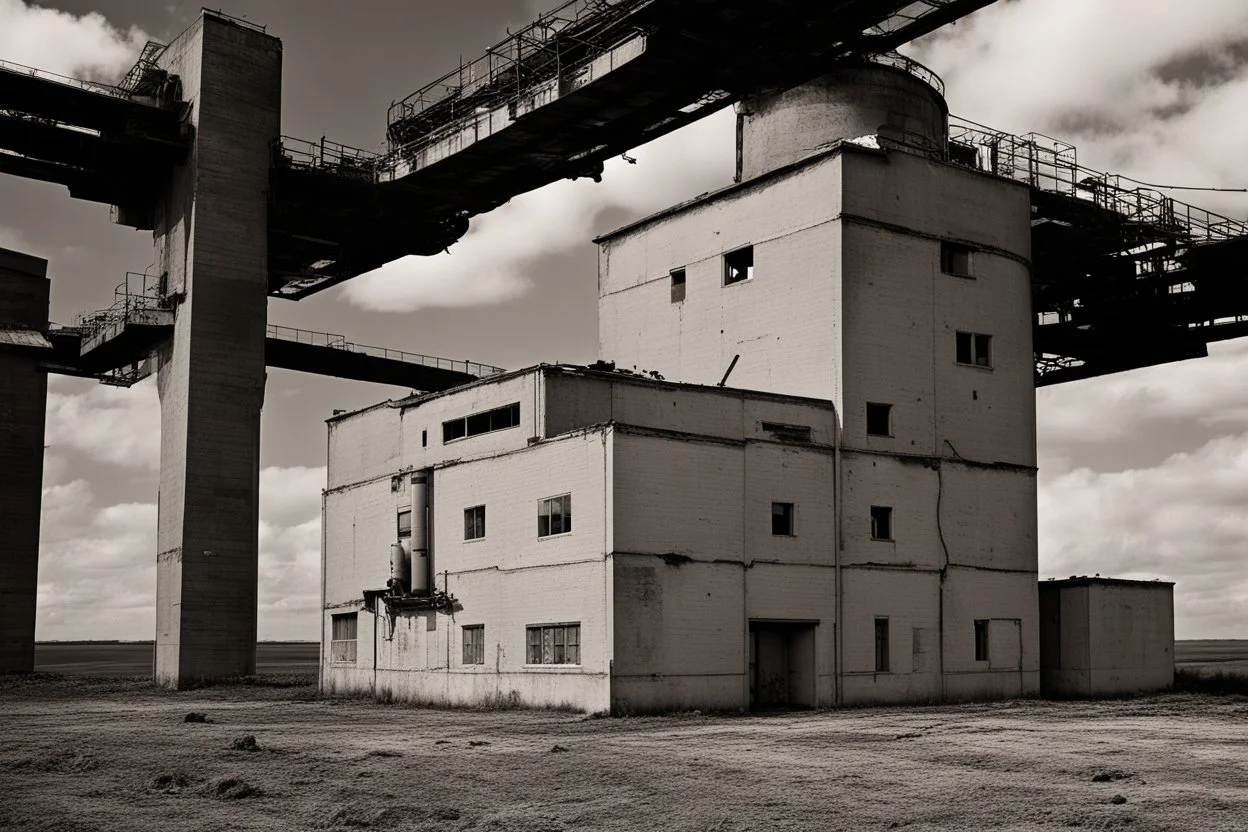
(0, 248, 50, 673)
(152, 14, 281, 687)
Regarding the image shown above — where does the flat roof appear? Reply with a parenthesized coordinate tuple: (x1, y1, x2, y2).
(1042, 577, 1174, 589)
(326, 362, 837, 423)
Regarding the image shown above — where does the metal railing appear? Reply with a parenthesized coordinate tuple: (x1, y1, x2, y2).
(386, 0, 652, 153)
(274, 136, 384, 181)
(0, 58, 130, 101)
(266, 324, 505, 378)
(862, 52, 944, 97)
(74, 272, 168, 343)
(949, 116, 1248, 244)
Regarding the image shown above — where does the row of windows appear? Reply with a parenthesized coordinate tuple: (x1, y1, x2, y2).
(667, 241, 978, 306)
(770, 501, 892, 541)
(442, 402, 520, 443)
(873, 617, 993, 672)
(401, 494, 574, 543)
(335, 614, 991, 672)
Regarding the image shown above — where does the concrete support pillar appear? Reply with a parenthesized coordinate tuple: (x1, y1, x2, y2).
(0, 248, 50, 673)
(152, 15, 281, 687)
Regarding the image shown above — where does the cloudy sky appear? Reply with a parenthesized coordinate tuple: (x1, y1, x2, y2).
(4, 0, 1247, 642)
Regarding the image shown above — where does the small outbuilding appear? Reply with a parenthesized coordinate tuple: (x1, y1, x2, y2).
(1039, 578, 1174, 698)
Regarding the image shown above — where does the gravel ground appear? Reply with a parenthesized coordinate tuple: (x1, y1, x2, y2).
(2, 675, 1246, 832)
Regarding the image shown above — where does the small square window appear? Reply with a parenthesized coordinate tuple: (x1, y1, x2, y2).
(870, 505, 893, 541)
(941, 242, 974, 277)
(974, 619, 990, 662)
(397, 510, 412, 540)
(670, 268, 686, 303)
(464, 505, 485, 541)
(955, 331, 992, 368)
(538, 494, 572, 538)
(771, 502, 794, 536)
(462, 625, 485, 665)
(723, 246, 754, 285)
(874, 618, 890, 672)
(866, 403, 892, 437)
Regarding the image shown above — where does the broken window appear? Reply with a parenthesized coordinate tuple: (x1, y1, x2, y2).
(866, 402, 892, 437)
(761, 421, 812, 442)
(723, 245, 754, 285)
(670, 268, 686, 303)
(464, 505, 486, 541)
(397, 510, 412, 540)
(331, 613, 357, 663)
(941, 242, 974, 277)
(526, 623, 580, 665)
(870, 505, 893, 541)
(538, 494, 572, 538)
(443, 402, 520, 443)
(874, 618, 890, 673)
(772, 502, 795, 536)
(955, 331, 992, 368)
(462, 625, 485, 665)
(974, 619, 990, 662)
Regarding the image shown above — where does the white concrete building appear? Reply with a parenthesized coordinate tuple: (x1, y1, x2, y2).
(322, 59, 1044, 711)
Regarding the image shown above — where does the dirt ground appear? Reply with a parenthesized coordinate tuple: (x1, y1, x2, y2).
(2, 675, 1247, 832)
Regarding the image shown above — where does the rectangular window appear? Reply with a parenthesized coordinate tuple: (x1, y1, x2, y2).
(771, 502, 794, 536)
(761, 421, 812, 442)
(421, 429, 428, 448)
(397, 510, 412, 540)
(870, 505, 893, 541)
(670, 268, 686, 303)
(462, 625, 485, 665)
(874, 618, 890, 672)
(974, 619, 990, 662)
(526, 623, 580, 665)
(955, 331, 992, 368)
(723, 245, 754, 285)
(941, 242, 974, 277)
(866, 402, 892, 437)
(464, 505, 486, 541)
(537, 494, 572, 538)
(443, 402, 520, 443)
(331, 613, 358, 663)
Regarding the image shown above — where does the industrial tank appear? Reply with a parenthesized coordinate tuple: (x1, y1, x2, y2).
(737, 56, 948, 182)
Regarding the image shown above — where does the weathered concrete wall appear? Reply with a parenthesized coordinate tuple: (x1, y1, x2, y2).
(1039, 581, 1174, 697)
(152, 15, 281, 686)
(0, 249, 49, 673)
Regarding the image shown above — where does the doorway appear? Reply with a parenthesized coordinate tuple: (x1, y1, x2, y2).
(748, 620, 817, 709)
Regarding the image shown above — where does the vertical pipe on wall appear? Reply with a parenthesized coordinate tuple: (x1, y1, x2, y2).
(411, 472, 430, 595)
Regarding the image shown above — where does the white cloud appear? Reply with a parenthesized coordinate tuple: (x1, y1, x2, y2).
(1040, 433, 1248, 638)
(342, 107, 736, 312)
(45, 377, 160, 469)
(0, 0, 149, 81)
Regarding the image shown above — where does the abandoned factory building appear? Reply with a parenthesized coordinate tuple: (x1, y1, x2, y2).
(321, 60, 1045, 711)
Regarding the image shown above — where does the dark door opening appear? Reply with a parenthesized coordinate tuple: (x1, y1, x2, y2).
(748, 620, 817, 709)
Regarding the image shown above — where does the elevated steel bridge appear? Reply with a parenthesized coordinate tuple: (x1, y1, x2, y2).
(2, 1, 1248, 387)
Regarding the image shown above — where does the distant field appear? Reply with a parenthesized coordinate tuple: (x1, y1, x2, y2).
(34, 642, 318, 677)
(1174, 640, 1248, 677)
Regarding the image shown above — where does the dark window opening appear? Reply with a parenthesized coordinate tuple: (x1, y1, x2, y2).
(331, 613, 358, 663)
(538, 494, 572, 538)
(723, 245, 754, 285)
(464, 505, 486, 541)
(462, 625, 485, 665)
(975, 619, 990, 662)
(443, 402, 520, 443)
(421, 429, 428, 448)
(941, 242, 974, 277)
(866, 403, 892, 437)
(526, 623, 580, 665)
(955, 331, 992, 368)
(761, 421, 812, 442)
(772, 502, 795, 536)
(870, 505, 893, 541)
(874, 618, 890, 672)
(670, 268, 686, 303)
(397, 510, 412, 540)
